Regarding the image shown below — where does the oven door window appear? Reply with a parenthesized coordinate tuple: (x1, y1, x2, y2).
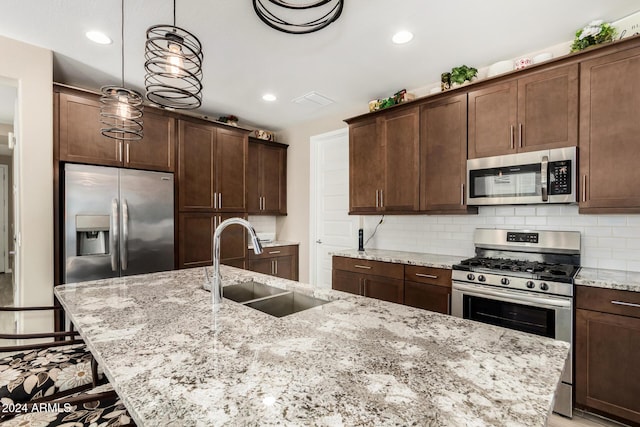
(469, 163, 541, 199)
(463, 295, 555, 338)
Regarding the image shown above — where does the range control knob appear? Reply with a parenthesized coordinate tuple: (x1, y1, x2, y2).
(478, 275, 486, 282)
(526, 281, 535, 289)
(467, 273, 475, 281)
(500, 278, 510, 285)
(540, 282, 549, 291)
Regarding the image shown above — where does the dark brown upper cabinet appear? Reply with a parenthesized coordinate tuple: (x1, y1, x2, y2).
(247, 138, 287, 215)
(468, 64, 578, 158)
(55, 86, 176, 172)
(579, 45, 640, 213)
(177, 119, 247, 212)
(419, 93, 476, 214)
(347, 106, 420, 214)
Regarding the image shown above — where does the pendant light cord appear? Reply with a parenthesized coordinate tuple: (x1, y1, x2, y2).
(121, 0, 124, 87)
(173, 0, 176, 26)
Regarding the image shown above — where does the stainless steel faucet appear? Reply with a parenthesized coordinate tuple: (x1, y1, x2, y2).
(210, 218, 263, 311)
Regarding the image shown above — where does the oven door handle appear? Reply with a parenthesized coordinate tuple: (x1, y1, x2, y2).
(452, 282, 572, 309)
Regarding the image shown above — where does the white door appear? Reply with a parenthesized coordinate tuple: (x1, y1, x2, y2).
(310, 128, 358, 289)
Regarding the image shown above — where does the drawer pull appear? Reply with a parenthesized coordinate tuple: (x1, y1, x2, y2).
(611, 300, 640, 309)
(269, 250, 281, 254)
(416, 273, 438, 279)
(354, 265, 372, 270)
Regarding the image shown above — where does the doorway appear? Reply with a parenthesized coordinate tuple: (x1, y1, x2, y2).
(310, 128, 358, 289)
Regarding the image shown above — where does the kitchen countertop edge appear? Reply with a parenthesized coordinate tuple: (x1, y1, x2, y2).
(330, 248, 467, 269)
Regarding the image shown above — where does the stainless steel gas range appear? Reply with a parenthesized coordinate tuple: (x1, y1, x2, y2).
(451, 228, 581, 418)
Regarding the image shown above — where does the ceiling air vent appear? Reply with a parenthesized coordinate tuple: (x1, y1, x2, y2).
(292, 91, 334, 107)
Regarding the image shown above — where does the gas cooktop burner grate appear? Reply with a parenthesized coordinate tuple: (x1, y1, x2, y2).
(455, 256, 579, 282)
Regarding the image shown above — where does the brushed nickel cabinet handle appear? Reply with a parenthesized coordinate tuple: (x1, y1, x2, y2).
(375, 190, 379, 208)
(416, 273, 438, 279)
(126, 143, 130, 163)
(380, 190, 384, 208)
(519, 123, 523, 148)
(582, 175, 587, 202)
(219, 193, 222, 209)
(460, 184, 464, 206)
(274, 259, 278, 275)
(611, 300, 640, 309)
(510, 125, 514, 149)
(118, 141, 123, 162)
(269, 250, 281, 254)
(354, 265, 372, 269)
(213, 192, 217, 209)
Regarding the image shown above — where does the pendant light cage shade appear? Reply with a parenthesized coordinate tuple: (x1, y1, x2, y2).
(253, 0, 344, 34)
(145, 25, 203, 110)
(100, 86, 144, 140)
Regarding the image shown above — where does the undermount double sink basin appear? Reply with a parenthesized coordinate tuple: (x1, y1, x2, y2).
(223, 280, 330, 317)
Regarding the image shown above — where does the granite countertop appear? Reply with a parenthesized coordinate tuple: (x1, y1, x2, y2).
(331, 248, 467, 269)
(575, 267, 640, 293)
(55, 266, 569, 426)
(249, 240, 299, 250)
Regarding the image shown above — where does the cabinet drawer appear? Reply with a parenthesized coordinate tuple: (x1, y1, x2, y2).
(576, 286, 640, 319)
(332, 256, 404, 280)
(404, 265, 451, 287)
(249, 244, 297, 260)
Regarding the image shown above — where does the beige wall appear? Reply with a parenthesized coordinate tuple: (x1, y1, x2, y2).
(277, 109, 360, 282)
(0, 155, 14, 263)
(0, 35, 53, 333)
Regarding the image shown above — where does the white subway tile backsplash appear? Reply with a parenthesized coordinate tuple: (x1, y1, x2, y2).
(363, 205, 640, 272)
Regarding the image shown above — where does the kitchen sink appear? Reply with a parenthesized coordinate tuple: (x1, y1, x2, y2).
(245, 291, 330, 318)
(223, 281, 288, 304)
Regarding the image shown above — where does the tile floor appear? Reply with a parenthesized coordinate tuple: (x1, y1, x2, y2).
(549, 410, 630, 427)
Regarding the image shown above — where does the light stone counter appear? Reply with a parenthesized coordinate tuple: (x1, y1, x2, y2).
(55, 266, 569, 426)
(249, 240, 299, 250)
(575, 267, 640, 293)
(331, 248, 467, 269)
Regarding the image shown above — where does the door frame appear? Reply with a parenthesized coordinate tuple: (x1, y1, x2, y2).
(309, 127, 349, 287)
(0, 164, 7, 273)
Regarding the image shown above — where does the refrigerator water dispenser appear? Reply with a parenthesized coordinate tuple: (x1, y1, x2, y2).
(76, 215, 110, 256)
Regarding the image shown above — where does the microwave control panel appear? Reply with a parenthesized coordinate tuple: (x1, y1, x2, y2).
(549, 160, 572, 195)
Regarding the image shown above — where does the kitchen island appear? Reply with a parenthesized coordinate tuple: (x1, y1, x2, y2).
(55, 266, 569, 426)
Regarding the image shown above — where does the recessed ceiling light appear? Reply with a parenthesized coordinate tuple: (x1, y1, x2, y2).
(262, 93, 277, 102)
(392, 31, 414, 45)
(86, 31, 112, 45)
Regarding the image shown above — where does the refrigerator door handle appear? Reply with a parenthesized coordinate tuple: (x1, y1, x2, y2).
(121, 199, 129, 271)
(111, 198, 119, 272)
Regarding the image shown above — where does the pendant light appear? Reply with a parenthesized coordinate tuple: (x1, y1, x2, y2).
(144, 0, 203, 110)
(100, 0, 144, 141)
(253, 0, 344, 34)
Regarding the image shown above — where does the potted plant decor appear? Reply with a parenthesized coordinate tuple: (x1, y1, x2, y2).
(449, 65, 478, 87)
(570, 20, 617, 52)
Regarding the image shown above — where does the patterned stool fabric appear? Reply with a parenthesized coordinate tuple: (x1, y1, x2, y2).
(1, 384, 134, 426)
(0, 343, 98, 404)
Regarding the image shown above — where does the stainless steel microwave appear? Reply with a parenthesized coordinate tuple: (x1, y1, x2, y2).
(466, 147, 577, 206)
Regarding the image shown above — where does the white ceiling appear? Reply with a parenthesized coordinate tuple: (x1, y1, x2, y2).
(0, 1, 638, 131)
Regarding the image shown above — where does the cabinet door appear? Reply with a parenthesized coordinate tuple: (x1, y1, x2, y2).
(517, 64, 578, 152)
(125, 109, 176, 172)
(178, 212, 247, 268)
(178, 212, 214, 268)
(579, 47, 640, 212)
(349, 118, 382, 213)
(363, 275, 404, 304)
(58, 92, 122, 166)
(247, 141, 261, 213)
(420, 94, 474, 213)
(381, 107, 420, 212)
(576, 309, 640, 423)
(468, 81, 518, 158)
(248, 258, 274, 276)
(262, 144, 286, 214)
(274, 255, 296, 280)
(215, 128, 246, 211)
(332, 269, 362, 295)
(178, 120, 215, 210)
(404, 281, 450, 314)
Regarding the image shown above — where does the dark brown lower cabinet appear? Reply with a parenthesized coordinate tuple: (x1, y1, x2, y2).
(178, 212, 247, 269)
(404, 265, 452, 314)
(247, 244, 298, 281)
(331, 257, 404, 304)
(575, 286, 640, 425)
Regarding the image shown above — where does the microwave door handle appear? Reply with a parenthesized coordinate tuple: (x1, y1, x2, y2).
(541, 155, 549, 202)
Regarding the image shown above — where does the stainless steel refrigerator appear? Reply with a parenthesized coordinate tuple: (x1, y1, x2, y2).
(64, 164, 174, 284)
